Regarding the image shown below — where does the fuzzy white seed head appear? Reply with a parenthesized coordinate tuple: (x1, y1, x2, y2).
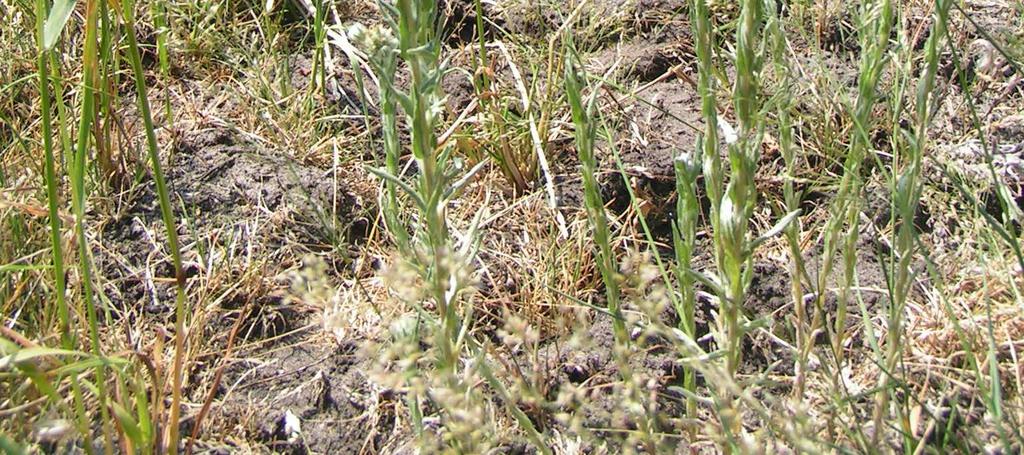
(348, 23, 397, 58)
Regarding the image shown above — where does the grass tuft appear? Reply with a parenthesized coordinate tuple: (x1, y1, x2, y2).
(2, 0, 1023, 452)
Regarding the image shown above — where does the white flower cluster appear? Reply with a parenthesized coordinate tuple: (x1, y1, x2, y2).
(347, 22, 398, 61)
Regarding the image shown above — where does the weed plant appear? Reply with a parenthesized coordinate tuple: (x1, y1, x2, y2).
(351, 1, 546, 451)
(2, 0, 1022, 452)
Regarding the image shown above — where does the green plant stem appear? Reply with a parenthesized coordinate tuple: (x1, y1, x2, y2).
(473, 0, 488, 81)
(35, 0, 70, 350)
(564, 55, 627, 346)
(69, 0, 115, 452)
(153, 0, 173, 121)
(117, 0, 189, 451)
(673, 155, 700, 418)
(721, 0, 763, 377)
(35, 1, 94, 449)
(817, 0, 893, 368)
(766, 2, 811, 399)
(872, 0, 949, 444)
(308, 0, 327, 103)
(49, 53, 74, 169)
(393, 0, 458, 370)
(566, 51, 665, 448)
(368, 34, 409, 254)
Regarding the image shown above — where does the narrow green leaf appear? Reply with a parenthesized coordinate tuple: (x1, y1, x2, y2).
(111, 400, 143, 446)
(365, 166, 427, 210)
(0, 263, 51, 273)
(0, 347, 84, 369)
(749, 209, 802, 251)
(43, 0, 77, 50)
(50, 356, 128, 376)
(0, 338, 19, 355)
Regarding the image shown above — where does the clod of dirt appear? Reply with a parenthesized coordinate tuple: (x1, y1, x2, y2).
(555, 48, 704, 238)
(629, 0, 690, 42)
(96, 127, 360, 313)
(799, 232, 890, 343)
(288, 54, 379, 118)
(818, 10, 860, 54)
(590, 41, 691, 83)
(534, 317, 687, 448)
(441, 66, 478, 115)
(171, 128, 348, 220)
(218, 342, 385, 454)
(857, 169, 934, 235)
(606, 79, 704, 235)
(745, 261, 792, 318)
(440, 0, 505, 45)
(484, 1, 635, 43)
(994, 114, 1024, 145)
(935, 113, 1024, 223)
(526, 288, 808, 449)
(489, 2, 567, 41)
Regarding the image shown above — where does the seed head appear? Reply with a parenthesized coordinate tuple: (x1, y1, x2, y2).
(348, 23, 398, 63)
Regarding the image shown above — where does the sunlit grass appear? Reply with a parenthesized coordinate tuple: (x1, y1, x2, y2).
(1, 0, 1022, 452)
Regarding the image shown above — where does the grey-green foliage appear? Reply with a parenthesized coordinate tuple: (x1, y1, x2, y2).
(690, 0, 767, 379)
(351, 2, 552, 451)
(351, 0, 466, 354)
(564, 50, 627, 346)
(672, 149, 701, 418)
(565, 43, 663, 452)
(872, 0, 954, 445)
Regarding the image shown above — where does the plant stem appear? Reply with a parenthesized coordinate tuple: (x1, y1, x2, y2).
(117, 0, 190, 450)
(564, 54, 627, 346)
(872, 0, 949, 444)
(35, 0, 70, 349)
(673, 154, 700, 418)
(70, 0, 115, 452)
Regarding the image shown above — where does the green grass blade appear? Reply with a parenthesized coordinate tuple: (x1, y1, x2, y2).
(117, 0, 189, 451)
(43, 0, 76, 50)
(35, 0, 72, 350)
